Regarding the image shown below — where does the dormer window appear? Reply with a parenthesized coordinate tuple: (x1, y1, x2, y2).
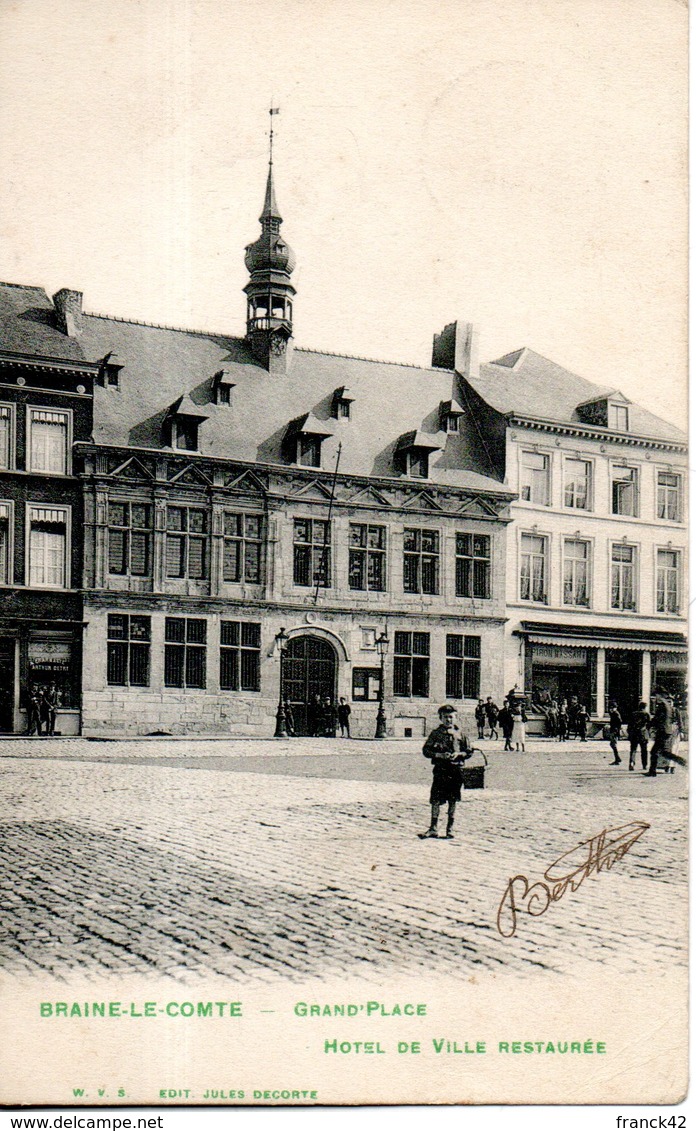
(297, 435, 321, 468)
(609, 403, 629, 431)
(165, 395, 208, 453)
(408, 450, 430, 478)
(212, 369, 235, 406)
(172, 417, 200, 452)
(396, 430, 444, 480)
(100, 352, 124, 388)
(439, 398, 465, 433)
(332, 387, 354, 420)
(576, 392, 630, 431)
(285, 412, 334, 469)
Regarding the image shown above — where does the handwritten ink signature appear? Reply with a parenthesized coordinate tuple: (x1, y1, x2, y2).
(496, 821, 650, 938)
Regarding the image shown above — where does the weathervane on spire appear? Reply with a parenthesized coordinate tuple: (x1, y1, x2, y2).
(269, 104, 280, 165)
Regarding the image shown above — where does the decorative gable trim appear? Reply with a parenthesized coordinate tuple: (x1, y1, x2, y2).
(290, 478, 334, 500)
(224, 468, 267, 494)
(403, 490, 444, 512)
(456, 495, 499, 518)
(168, 463, 213, 486)
(347, 485, 392, 507)
(108, 455, 155, 481)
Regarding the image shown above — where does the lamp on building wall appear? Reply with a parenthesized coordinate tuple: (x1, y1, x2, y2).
(375, 631, 389, 739)
(274, 626, 289, 738)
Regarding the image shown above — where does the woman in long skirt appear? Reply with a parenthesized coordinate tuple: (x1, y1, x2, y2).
(511, 706, 526, 752)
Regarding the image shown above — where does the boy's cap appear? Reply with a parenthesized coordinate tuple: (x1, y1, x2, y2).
(438, 704, 456, 715)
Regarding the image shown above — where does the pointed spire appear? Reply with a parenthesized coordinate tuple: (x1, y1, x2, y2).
(260, 162, 281, 224)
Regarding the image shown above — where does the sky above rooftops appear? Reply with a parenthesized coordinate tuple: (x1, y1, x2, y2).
(0, 0, 685, 422)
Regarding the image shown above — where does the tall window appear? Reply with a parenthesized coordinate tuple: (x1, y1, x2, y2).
(520, 533, 547, 603)
(0, 502, 10, 584)
(403, 528, 439, 595)
(657, 472, 682, 522)
(563, 539, 590, 607)
(445, 635, 481, 700)
(608, 404, 629, 431)
(28, 409, 69, 473)
(107, 614, 150, 686)
(28, 506, 68, 588)
(349, 524, 386, 591)
(393, 631, 430, 697)
(611, 544, 637, 610)
(164, 617, 207, 688)
(166, 506, 208, 579)
(455, 533, 490, 598)
(611, 466, 638, 516)
(220, 621, 261, 691)
(108, 502, 152, 576)
(0, 405, 12, 469)
(223, 513, 262, 583)
(293, 518, 331, 587)
(564, 459, 592, 510)
(656, 549, 680, 614)
(520, 451, 550, 505)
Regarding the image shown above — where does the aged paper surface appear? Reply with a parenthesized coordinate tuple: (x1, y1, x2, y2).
(0, 0, 688, 1114)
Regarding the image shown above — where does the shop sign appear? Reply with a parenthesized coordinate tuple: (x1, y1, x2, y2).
(532, 644, 586, 667)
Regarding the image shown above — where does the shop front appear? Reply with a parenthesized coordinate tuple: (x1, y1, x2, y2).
(518, 621, 687, 726)
(0, 621, 82, 735)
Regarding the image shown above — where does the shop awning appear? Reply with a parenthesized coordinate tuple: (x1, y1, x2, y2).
(516, 621, 687, 655)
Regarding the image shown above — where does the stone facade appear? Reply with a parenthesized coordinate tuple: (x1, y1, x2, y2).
(78, 447, 510, 736)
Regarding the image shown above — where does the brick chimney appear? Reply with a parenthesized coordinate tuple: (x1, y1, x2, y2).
(432, 320, 479, 378)
(52, 289, 83, 338)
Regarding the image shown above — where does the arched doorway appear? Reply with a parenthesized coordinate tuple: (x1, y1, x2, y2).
(282, 634, 337, 736)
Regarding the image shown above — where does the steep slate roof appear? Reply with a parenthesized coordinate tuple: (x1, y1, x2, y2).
(0, 282, 87, 362)
(469, 348, 685, 444)
(0, 284, 506, 493)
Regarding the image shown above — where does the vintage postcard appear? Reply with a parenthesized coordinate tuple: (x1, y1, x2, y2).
(0, 0, 688, 1112)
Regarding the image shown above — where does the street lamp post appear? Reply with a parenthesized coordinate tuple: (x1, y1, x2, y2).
(375, 631, 389, 739)
(274, 626, 289, 738)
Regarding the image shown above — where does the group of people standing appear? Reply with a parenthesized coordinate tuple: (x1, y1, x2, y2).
(540, 696, 590, 741)
(284, 694, 352, 738)
(475, 691, 528, 752)
(25, 683, 59, 736)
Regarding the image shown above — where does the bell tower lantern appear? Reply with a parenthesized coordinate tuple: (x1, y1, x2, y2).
(244, 110, 296, 375)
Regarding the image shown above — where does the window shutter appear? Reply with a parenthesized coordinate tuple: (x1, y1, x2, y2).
(108, 529, 127, 575)
(130, 532, 150, 576)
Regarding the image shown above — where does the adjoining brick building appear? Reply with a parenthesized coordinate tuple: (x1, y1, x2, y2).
(436, 321, 688, 728)
(0, 285, 99, 734)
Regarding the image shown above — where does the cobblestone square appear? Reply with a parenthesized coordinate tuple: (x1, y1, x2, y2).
(0, 736, 687, 982)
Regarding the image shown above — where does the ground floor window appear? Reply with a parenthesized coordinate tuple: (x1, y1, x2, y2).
(445, 634, 481, 699)
(164, 617, 207, 688)
(107, 614, 151, 686)
(220, 621, 261, 691)
(393, 631, 430, 697)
